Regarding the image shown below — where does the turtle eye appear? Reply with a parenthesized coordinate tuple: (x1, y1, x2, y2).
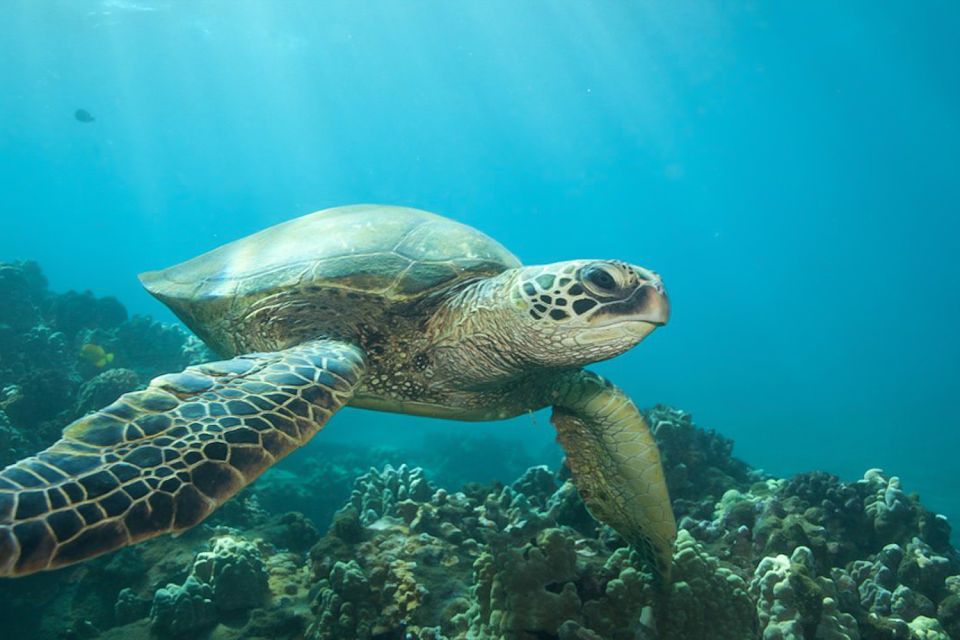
(583, 266, 618, 293)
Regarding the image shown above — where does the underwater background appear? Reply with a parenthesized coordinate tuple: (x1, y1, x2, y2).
(0, 2, 958, 639)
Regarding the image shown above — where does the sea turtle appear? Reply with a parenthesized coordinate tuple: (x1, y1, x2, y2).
(0, 205, 676, 578)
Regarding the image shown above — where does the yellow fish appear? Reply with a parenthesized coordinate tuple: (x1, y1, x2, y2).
(79, 343, 114, 368)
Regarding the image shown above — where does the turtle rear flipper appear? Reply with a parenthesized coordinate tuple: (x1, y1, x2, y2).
(0, 339, 365, 577)
(551, 370, 676, 580)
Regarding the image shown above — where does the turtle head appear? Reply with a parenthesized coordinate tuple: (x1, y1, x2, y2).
(512, 260, 669, 367)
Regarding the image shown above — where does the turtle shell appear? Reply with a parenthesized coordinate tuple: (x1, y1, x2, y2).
(139, 205, 520, 352)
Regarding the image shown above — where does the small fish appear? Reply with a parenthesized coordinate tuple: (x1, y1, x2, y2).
(74, 108, 96, 123)
(79, 343, 114, 368)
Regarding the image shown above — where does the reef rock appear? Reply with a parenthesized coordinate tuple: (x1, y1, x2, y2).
(646, 404, 753, 504)
(191, 535, 271, 611)
(750, 546, 859, 640)
(74, 367, 139, 416)
(150, 575, 217, 636)
(0, 260, 213, 468)
(348, 463, 436, 526)
(146, 534, 270, 636)
(662, 530, 756, 639)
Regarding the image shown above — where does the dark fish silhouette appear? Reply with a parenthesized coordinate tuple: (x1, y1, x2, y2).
(74, 108, 95, 123)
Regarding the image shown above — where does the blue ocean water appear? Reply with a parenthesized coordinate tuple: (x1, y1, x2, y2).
(0, 0, 957, 530)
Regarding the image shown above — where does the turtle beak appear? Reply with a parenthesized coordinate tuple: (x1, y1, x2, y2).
(633, 267, 669, 326)
(581, 265, 670, 330)
(615, 289, 668, 343)
(576, 282, 669, 346)
(641, 286, 670, 326)
(620, 281, 669, 327)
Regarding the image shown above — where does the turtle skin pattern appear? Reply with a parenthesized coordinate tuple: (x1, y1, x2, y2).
(0, 339, 365, 577)
(551, 370, 677, 580)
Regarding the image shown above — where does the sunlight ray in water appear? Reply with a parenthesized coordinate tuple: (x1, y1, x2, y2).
(0, 2, 957, 638)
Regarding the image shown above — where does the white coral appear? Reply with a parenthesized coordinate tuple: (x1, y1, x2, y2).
(750, 547, 859, 640)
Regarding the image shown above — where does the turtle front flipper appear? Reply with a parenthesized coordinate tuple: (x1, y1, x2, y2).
(0, 339, 365, 577)
(551, 370, 676, 579)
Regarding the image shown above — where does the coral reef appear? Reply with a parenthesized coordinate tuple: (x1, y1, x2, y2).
(189, 535, 271, 612)
(75, 367, 140, 416)
(646, 404, 754, 504)
(750, 547, 858, 640)
(348, 463, 436, 525)
(149, 574, 217, 636)
(0, 261, 957, 639)
(147, 534, 271, 635)
(0, 406, 957, 639)
(662, 529, 756, 639)
(0, 260, 213, 467)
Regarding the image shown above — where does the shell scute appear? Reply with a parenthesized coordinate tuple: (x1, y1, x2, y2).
(141, 206, 517, 302)
(138, 205, 519, 353)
